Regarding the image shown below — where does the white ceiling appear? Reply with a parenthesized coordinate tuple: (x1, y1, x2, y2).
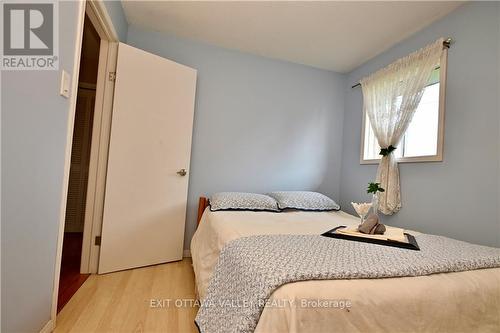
(122, 1, 463, 73)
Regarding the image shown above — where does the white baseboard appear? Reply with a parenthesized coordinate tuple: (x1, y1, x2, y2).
(183, 249, 191, 257)
(40, 319, 54, 333)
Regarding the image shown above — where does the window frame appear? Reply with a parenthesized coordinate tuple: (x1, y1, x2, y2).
(360, 50, 448, 165)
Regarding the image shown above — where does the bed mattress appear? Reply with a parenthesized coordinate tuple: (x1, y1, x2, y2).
(191, 209, 500, 332)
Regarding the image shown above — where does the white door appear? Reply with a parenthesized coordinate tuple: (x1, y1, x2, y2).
(98, 43, 197, 274)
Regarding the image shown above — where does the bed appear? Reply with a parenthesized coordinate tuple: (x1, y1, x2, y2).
(191, 197, 500, 333)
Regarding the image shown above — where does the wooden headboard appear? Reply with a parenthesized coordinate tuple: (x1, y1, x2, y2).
(197, 197, 209, 225)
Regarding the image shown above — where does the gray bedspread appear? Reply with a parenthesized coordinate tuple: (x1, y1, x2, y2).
(195, 234, 500, 333)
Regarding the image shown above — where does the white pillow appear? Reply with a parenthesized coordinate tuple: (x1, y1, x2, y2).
(209, 192, 280, 212)
(267, 191, 340, 211)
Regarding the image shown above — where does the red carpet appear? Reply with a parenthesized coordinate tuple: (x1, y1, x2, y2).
(58, 232, 90, 313)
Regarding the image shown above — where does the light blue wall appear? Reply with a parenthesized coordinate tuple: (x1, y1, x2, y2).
(339, 2, 500, 247)
(126, 26, 346, 249)
(1, 2, 83, 332)
(2, 3, 498, 332)
(103, 0, 128, 41)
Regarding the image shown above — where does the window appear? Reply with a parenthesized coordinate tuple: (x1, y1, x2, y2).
(361, 53, 447, 164)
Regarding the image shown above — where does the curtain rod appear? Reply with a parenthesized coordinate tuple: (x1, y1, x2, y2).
(351, 37, 453, 89)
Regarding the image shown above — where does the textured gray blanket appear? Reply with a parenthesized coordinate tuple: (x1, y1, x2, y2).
(195, 234, 500, 333)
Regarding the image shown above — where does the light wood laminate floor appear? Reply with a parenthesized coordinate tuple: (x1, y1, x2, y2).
(55, 259, 198, 333)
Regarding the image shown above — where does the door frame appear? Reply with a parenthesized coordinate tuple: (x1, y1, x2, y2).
(50, 0, 118, 326)
(80, 1, 119, 274)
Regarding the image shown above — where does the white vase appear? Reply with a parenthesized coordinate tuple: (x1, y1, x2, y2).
(370, 194, 379, 217)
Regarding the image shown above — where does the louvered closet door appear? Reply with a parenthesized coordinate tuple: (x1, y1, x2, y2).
(65, 88, 95, 232)
(98, 43, 197, 274)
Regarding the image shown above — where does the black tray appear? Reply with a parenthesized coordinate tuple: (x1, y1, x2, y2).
(321, 226, 420, 251)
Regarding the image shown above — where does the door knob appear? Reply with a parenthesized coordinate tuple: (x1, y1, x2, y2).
(177, 169, 187, 176)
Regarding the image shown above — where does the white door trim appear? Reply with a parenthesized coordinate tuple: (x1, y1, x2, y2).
(80, 0, 119, 274)
(51, 0, 119, 327)
(87, 0, 119, 42)
(80, 40, 118, 273)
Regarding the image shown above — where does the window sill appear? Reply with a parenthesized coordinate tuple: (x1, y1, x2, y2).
(360, 155, 443, 165)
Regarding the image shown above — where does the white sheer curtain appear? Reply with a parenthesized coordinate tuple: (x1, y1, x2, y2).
(360, 38, 445, 215)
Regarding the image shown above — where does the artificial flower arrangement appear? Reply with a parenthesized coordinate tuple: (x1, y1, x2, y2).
(351, 182, 386, 234)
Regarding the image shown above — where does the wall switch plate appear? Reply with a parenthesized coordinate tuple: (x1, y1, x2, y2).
(60, 70, 71, 98)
